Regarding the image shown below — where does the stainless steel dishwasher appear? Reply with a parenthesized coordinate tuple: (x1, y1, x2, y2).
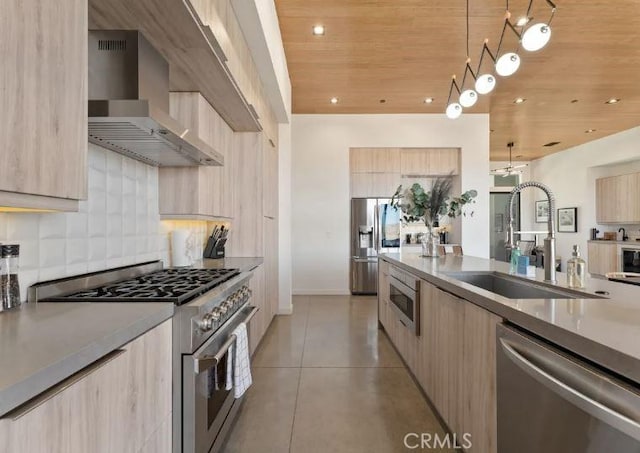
(497, 324, 640, 453)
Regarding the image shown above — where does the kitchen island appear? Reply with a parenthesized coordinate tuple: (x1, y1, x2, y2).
(379, 252, 640, 453)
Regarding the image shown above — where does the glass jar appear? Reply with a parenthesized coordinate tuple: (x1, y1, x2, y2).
(421, 224, 440, 257)
(1, 244, 21, 310)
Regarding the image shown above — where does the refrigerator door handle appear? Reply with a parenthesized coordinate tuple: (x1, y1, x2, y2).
(374, 203, 380, 252)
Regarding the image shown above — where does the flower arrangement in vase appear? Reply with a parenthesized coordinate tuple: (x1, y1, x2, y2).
(391, 177, 477, 257)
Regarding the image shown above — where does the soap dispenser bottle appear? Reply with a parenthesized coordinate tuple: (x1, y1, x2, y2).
(510, 242, 521, 275)
(567, 245, 586, 289)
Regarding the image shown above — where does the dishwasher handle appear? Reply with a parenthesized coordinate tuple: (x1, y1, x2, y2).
(499, 337, 640, 442)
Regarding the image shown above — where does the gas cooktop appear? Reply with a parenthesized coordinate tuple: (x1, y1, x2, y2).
(41, 268, 240, 305)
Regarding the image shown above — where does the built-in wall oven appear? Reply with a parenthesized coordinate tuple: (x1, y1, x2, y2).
(497, 324, 640, 452)
(388, 267, 420, 335)
(622, 247, 640, 274)
(183, 302, 258, 453)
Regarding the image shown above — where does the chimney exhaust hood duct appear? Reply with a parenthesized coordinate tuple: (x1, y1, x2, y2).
(88, 30, 223, 167)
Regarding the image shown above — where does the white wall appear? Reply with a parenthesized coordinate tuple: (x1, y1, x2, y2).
(521, 126, 640, 267)
(278, 123, 293, 313)
(291, 114, 490, 295)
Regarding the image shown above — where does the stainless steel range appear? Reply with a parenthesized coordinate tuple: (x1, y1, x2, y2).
(29, 260, 258, 453)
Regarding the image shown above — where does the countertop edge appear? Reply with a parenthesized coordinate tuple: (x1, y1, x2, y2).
(379, 254, 640, 385)
(0, 303, 174, 417)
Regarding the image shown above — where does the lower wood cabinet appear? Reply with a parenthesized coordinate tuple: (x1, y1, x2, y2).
(587, 242, 619, 276)
(0, 320, 172, 453)
(380, 266, 500, 453)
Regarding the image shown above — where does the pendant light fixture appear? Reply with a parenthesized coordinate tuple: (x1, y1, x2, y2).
(446, 76, 463, 119)
(491, 142, 529, 177)
(474, 40, 498, 94)
(443, 0, 556, 119)
(521, 0, 556, 51)
(494, 8, 523, 77)
(458, 0, 478, 108)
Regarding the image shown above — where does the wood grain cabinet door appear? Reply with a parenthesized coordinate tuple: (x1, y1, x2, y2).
(0, 320, 172, 453)
(350, 148, 400, 173)
(1, 0, 87, 201)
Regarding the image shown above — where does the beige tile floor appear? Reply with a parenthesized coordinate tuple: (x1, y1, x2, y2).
(221, 295, 453, 453)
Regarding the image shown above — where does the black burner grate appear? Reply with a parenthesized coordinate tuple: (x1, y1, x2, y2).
(43, 268, 240, 305)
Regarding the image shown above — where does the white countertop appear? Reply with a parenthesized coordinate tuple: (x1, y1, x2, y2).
(380, 252, 640, 384)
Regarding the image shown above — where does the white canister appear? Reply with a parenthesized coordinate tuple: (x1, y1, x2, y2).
(171, 229, 195, 267)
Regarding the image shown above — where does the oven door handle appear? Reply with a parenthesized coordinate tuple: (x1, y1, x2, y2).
(193, 306, 259, 374)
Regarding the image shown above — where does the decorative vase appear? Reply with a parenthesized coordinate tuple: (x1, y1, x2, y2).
(421, 222, 440, 257)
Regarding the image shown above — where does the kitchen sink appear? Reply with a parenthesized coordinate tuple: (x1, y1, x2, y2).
(443, 271, 605, 300)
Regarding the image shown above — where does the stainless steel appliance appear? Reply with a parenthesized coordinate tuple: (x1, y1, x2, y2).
(88, 30, 223, 167)
(350, 198, 401, 294)
(497, 324, 640, 452)
(622, 247, 640, 274)
(388, 267, 420, 335)
(29, 261, 258, 453)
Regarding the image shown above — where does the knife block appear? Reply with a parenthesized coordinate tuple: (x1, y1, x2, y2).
(203, 237, 226, 259)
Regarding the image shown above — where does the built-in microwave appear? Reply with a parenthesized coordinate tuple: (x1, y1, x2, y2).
(389, 267, 420, 336)
(622, 248, 640, 274)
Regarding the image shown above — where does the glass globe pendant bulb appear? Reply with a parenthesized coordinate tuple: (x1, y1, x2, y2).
(446, 102, 462, 119)
(495, 52, 521, 76)
(459, 89, 478, 107)
(475, 74, 496, 94)
(522, 23, 552, 51)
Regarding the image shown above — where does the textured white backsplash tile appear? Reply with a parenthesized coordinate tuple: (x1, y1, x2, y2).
(0, 144, 223, 301)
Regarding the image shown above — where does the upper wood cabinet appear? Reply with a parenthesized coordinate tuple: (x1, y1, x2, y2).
(0, 0, 87, 211)
(188, 0, 279, 142)
(226, 132, 264, 257)
(587, 241, 619, 276)
(159, 93, 233, 219)
(350, 148, 401, 173)
(596, 173, 640, 224)
(350, 173, 402, 198)
(400, 148, 460, 176)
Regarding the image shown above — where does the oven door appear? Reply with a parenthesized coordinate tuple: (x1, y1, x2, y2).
(622, 249, 640, 273)
(182, 304, 259, 453)
(389, 276, 420, 335)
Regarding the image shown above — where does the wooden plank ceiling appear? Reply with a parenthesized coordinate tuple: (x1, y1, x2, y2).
(274, 0, 640, 160)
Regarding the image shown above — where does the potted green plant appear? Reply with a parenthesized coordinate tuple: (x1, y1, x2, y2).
(391, 177, 477, 257)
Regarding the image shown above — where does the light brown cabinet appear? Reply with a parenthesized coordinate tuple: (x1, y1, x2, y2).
(350, 173, 402, 198)
(380, 266, 499, 453)
(0, 320, 172, 453)
(264, 216, 279, 322)
(0, 0, 87, 211)
(263, 137, 279, 219)
(226, 132, 264, 257)
(159, 93, 233, 219)
(596, 173, 640, 224)
(587, 242, 619, 276)
(400, 148, 460, 176)
(350, 148, 401, 173)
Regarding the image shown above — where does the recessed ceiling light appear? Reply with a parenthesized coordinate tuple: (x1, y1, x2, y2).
(605, 98, 620, 104)
(516, 16, 530, 27)
(585, 128, 596, 133)
(571, 99, 579, 103)
(330, 97, 339, 104)
(379, 99, 386, 104)
(516, 154, 523, 158)
(514, 98, 526, 104)
(424, 97, 434, 104)
(312, 25, 325, 36)
(543, 141, 561, 147)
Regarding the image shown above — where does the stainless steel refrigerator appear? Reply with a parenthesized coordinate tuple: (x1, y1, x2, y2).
(350, 198, 401, 294)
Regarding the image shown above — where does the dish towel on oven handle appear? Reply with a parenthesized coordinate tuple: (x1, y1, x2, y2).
(225, 322, 252, 398)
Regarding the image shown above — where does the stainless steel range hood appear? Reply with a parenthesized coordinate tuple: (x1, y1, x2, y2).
(88, 31, 223, 167)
